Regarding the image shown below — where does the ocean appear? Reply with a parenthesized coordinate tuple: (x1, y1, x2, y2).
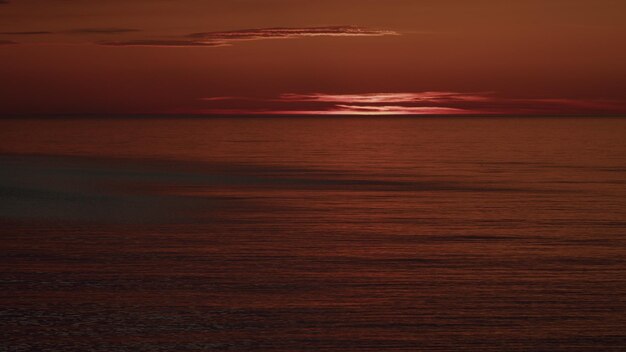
(1, 117, 625, 351)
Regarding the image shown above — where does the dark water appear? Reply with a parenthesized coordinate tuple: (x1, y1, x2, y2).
(1, 117, 625, 351)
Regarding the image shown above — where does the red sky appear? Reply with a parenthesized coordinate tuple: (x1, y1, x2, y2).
(1, 0, 625, 115)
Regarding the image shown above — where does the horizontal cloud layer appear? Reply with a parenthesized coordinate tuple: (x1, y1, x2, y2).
(0, 28, 139, 36)
(0, 25, 395, 47)
(194, 92, 626, 116)
(188, 26, 397, 40)
(279, 92, 492, 104)
(0, 31, 52, 35)
(100, 26, 398, 47)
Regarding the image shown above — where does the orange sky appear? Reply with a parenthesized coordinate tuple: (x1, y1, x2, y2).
(1, 0, 625, 115)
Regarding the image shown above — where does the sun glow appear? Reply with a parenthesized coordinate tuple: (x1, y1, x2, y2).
(193, 92, 626, 116)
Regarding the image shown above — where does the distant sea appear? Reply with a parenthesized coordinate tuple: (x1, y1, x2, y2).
(1, 117, 625, 351)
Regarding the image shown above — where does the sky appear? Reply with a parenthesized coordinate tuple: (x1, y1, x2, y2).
(1, 0, 625, 116)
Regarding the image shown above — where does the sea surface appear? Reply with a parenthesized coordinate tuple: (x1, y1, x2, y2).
(1, 117, 625, 351)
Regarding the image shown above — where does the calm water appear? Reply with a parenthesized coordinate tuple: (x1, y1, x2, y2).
(1, 117, 625, 351)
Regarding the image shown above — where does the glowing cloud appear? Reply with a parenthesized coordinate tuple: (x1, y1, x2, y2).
(194, 92, 626, 116)
(278, 92, 492, 104)
(323, 105, 469, 115)
(195, 92, 489, 115)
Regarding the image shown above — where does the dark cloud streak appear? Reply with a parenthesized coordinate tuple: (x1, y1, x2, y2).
(188, 26, 397, 40)
(99, 40, 225, 47)
(1, 25, 394, 48)
(0, 31, 52, 35)
(65, 28, 140, 34)
(100, 25, 398, 47)
(0, 28, 139, 39)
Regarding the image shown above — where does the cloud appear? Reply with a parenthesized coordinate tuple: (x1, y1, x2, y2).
(188, 25, 398, 42)
(278, 92, 492, 104)
(195, 92, 626, 116)
(1, 25, 396, 47)
(99, 25, 398, 47)
(0, 28, 139, 40)
(323, 105, 468, 115)
(0, 40, 18, 45)
(0, 31, 53, 35)
(196, 92, 488, 115)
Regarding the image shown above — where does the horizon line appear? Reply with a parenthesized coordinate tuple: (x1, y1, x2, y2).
(1, 113, 626, 119)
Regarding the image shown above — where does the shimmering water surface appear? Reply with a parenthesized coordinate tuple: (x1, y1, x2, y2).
(1, 117, 625, 351)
